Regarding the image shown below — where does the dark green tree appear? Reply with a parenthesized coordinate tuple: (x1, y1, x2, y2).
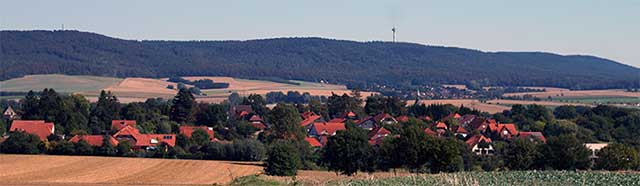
(75, 140, 94, 155)
(265, 140, 300, 176)
(502, 138, 538, 170)
(0, 131, 42, 154)
(398, 125, 429, 172)
(266, 103, 304, 141)
(322, 125, 374, 176)
(91, 90, 120, 134)
(428, 138, 464, 173)
(594, 143, 639, 170)
(97, 135, 117, 156)
(195, 103, 227, 127)
(190, 129, 211, 147)
(170, 88, 196, 124)
(539, 135, 591, 170)
(21, 90, 40, 119)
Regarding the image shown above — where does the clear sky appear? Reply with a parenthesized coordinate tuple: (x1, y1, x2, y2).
(1, 0, 638, 67)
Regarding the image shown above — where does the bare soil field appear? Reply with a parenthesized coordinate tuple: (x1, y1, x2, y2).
(0, 154, 262, 186)
(407, 99, 510, 114)
(504, 89, 639, 98)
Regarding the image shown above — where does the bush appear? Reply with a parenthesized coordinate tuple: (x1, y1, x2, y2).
(0, 131, 42, 154)
(595, 143, 640, 170)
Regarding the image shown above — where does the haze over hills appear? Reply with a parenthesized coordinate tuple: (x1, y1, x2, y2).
(1, 30, 638, 90)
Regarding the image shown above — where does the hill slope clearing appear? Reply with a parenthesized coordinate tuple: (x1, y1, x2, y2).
(0, 154, 262, 186)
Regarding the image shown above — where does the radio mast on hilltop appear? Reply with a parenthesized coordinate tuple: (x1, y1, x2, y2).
(392, 27, 397, 42)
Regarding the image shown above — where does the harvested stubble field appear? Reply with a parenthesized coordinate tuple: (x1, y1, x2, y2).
(0, 154, 263, 186)
(407, 99, 510, 114)
(1, 74, 373, 103)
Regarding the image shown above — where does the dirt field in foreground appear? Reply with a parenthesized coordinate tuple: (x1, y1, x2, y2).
(0, 154, 262, 186)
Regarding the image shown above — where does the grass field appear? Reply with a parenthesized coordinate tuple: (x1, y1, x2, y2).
(0, 154, 263, 186)
(553, 96, 640, 104)
(0, 74, 122, 93)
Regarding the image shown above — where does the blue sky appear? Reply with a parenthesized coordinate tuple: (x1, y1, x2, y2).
(2, 0, 638, 67)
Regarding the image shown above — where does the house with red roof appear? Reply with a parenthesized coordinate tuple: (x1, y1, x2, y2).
(309, 122, 346, 137)
(433, 121, 448, 135)
(249, 115, 267, 130)
(367, 126, 391, 145)
(111, 120, 136, 131)
(441, 113, 462, 122)
(418, 115, 432, 122)
(9, 120, 55, 141)
(396, 115, 409, 123)
(230, 105, 253, 119)
(469, 118, 493, 132)
(357, 113, 397, 130)
(301, 111, 318, 120)
(466, 134, 494, 155)
(113, 125, 176, 149)
(489, 123, 518, 139)
(517, 132, 546, 143)
(300, 114, 323, 130)
(337, 111, 357, 120)
(179, 126, 216, 142)
(305, 137, 322, 148)
(69, 135, 119, 147)
(424, 128, 439, 137)
(452, 126, 469, 138)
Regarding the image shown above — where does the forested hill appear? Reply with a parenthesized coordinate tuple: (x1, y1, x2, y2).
(1, 30, 638, 90)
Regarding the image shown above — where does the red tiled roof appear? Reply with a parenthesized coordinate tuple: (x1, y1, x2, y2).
(435, 122, 448, 129)
(9, 120, 54, 141)
(441, 113, 462, 121)
(396, 116, 409, 123)
(179, 126, 215, 141)
(113, 125, 176, 147)
(368, 126, 391, 139)
(312, 122, 346, 136)
(454, 126, 468, 134)
(301, 112, 318, 120)
(111, 120, 136, 130)
(339, 111, 357, 118)
(305, 137, 322, 147)
(489, 123, 518, 135)
(373, 113, 394, 122)
(518, 132, 547, 143)
(465, 134, 492, 148)
(301, 115, 322, 127)
(69, 135, 119, 146)
(249, 115, 263, 122)
(328, 118, 346, 123)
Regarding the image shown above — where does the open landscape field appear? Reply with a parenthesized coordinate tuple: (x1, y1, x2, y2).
(0, 75, 373, 103)
(408, 99, 511, 114)
(504, 88, 640, 98)
(0, 154, 262, 186)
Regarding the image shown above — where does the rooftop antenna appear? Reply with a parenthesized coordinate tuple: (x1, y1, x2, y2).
(391, 27, 396, 42)
(61, 24, 64, 30)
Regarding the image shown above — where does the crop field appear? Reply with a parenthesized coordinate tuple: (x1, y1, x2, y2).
(331, 171, 640, 186)
(252, 170, 640, 186)
(486, 99, 592, 107)
(0, 74, 122, 93)
(0, 154, 263, 186)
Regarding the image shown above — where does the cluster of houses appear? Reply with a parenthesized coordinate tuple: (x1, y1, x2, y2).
(4, 118, 215, 150)
(1, 105, 606, 159)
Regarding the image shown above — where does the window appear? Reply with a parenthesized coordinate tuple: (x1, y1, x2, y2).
(163, 135, 172, 139)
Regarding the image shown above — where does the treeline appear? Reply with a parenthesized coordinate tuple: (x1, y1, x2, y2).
(2, 30, 638, 90)
(167, 77, 229, 89)
(265, 91, 327, 104)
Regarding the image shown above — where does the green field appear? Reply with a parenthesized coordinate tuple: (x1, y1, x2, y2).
(0, 74, 123, 93)
(333, 171, 640, 186)
(554, 96, 640, 104)
(233, 171, 640, 186)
